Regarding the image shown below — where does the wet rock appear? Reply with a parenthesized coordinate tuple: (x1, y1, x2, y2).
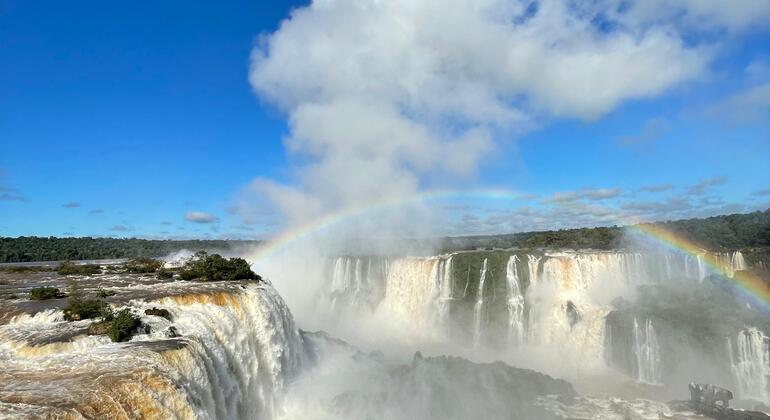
(166, 326, 180, 338)
(144, 307, 172, 321)
(566, 301, 581, 329)
(88, 320, 111, 335)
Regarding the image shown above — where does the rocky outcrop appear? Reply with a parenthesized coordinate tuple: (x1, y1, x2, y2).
(684, 383, 770, 420)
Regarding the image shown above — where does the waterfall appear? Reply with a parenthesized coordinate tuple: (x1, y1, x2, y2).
(380, 258, 438, 330)
(732, 251, 747, 274)
(633, 318, 661, 385)
(727, 328, 770, 402)
(506, 255, 525, 346)
(472, 258, 489, 347)
(325, 256, 388, 313)
(430, 256, 454, 338)
(696, 254, 707, 283)
(0, 284, 304, 419)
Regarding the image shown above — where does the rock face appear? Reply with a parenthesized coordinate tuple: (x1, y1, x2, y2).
(298, 331, 577, 420)
(690, 383, 733, 407)
(687, 383, 770, 420)
(87, 320, 111, 335)
(144, 307, 172, 320)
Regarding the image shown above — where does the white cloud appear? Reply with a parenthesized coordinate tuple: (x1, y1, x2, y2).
(246, 0, 743, 235)
(184, 211, 219, 224)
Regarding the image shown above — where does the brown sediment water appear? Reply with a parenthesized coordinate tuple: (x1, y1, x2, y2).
(0, 271, 303, 418)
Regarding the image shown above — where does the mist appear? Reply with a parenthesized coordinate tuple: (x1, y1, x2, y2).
(233, 0, 770, 418)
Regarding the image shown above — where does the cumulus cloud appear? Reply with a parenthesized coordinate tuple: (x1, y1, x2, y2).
(752, 189, 770, 196)
(184, 211, 219, 224)
(248, 0, 711, 232)
(604, 0, 770, 33)
(89, 209, 105, 214)
(110, 225, 130, 232)
(62, 202, 80, 208)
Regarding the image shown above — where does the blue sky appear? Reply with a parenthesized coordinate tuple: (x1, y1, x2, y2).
(1, 1, 769, 239)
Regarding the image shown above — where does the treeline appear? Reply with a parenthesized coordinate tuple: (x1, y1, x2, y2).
(0, 237, 260, 263)
(440, 209, 770, 252)
(2, 210, 769, 262)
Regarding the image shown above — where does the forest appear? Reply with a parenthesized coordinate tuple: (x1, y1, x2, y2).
(0, 237, 259, 263)
(1, 210, 769, 262)
(439, 209, 770, 252)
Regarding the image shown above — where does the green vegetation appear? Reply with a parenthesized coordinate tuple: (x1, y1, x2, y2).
(64, 299, 112, 321)
(0, 265, 54, 273)
(107, 309, 142, 342)
(0, 237, 260, 263)
(122, 257, 162, 273)
(96, 288, 116, 298)
(28, 286, 65, 300)
(439, 209, 770, 252)
(57, 261, 101, 276)
(63, 283, 112, 321)
(178, 251, 260, 282)
(157, 267, 174, 279)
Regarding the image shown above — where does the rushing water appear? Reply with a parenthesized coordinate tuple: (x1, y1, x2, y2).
(505, 255, 525, 346)
(633, 318, 662, 385)
(728, 328, 770, 403)
(321, 250, 768, 402)
(0, 281, 303, 418)
(1, 248, 766, 418)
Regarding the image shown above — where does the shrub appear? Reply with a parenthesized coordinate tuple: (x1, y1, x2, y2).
(29, 286, 65, 300)
(64, 299, 113, 321)
(96, 288, 116, 298)
(63, 282, 112, 321)
(0, 266, 55, 273)
(157, 267, 174, 279)
(178, 251, 260, 282)
(57, 261, 101, 276)
(122, 257, 163, 274)
(107, 309, 142, 342)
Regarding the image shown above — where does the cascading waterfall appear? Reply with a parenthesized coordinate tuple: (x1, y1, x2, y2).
(380, 258, 439, 331)
(472, 258, 489, 347)
(320, 250, 756, 386)
(506, 255, 525, 346)
(0, 284, 304, 419)
(429, 255, 454, 338)
(324, 256, 388, 313)
(696, 254, 707, 283)
(727, 328, 770, 402)
(632, 318, 661, 385)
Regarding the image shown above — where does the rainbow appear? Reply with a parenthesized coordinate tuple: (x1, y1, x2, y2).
(251, 189, 769, 309)
(630, 223, 770, 311)
(250, 188, 525, 258)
